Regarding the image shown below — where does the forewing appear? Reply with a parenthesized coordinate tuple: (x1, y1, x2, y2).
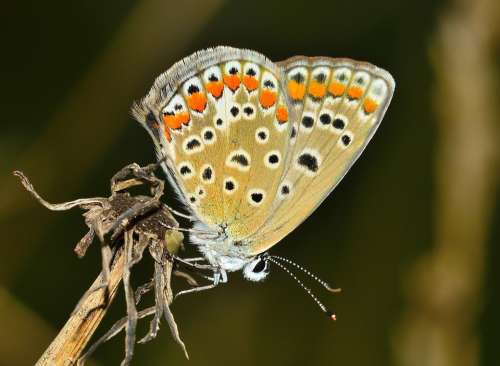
(246, 56, 395, 255)
(132, 47, 294, 237)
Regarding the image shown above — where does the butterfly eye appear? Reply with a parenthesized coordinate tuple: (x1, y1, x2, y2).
(253, 259, 267, 273)
(243, 256, 270, 282)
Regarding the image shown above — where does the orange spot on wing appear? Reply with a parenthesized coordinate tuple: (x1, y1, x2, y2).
(187, 92, 207, 113)
(243, 75, 258, 91)
(308, 81, 327, 99)
(223, 75, 241, 91)
(163, 114, 182, 129)
(328, 82, 346, 97)
(259, 90, 277, 109)
(206, 81, 224, 98)
(163, 126, 171, 141)
(347, 86, 363, 100)
(276, 106, 288, 123)
(176, 111, 191, 125)
(363, 98, 378, 114)
(287, 80, 306, 100)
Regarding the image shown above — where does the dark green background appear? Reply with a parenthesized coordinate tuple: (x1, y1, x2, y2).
(1, 0, 498, 365)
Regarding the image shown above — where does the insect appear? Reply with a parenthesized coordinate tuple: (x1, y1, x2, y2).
(132, 46, 395, 319)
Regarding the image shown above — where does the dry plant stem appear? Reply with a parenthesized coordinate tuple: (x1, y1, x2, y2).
(122, 231, 139, 366)
(80, 245, 189, 364)
(35, 250, 125, 366)
(16, 163, 189, 365)
(395, 0, 499, 365)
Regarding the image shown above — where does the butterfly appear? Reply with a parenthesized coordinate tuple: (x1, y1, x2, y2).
(132, 46, 394, 317)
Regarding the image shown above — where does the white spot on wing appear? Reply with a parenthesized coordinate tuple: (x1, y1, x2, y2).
(338, 131, 354, 149)
(213, 115, 227, 131)
(201, 126, 217, 145)
(318, 109, 333, 130)
(177, 161, 195, 180)
(263, 150, 281, 169)
(300, 111, 315, 134)
(195, 185, 206, 199)
(200, 163, 215, 184)
(287, 67, 308, 82)
(243, 62, 261, 79)
(228, 103, 242, 123)
(331, 114, 348, 135)
(202, 66, 222, 83)
(277, 180, 293, 200)
(224, 61, 242, 76)
(223, 177, 238, 195)
(163, 94, 188, 116)
(242, 103, 256, 120)
(255, 127, 270, 144)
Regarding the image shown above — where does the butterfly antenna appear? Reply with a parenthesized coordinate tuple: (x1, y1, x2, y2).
(266, 257, 337, 321)
(270, 255, 341, 293)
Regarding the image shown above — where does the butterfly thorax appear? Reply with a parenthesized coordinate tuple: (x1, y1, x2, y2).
(190, 221, 255, 272)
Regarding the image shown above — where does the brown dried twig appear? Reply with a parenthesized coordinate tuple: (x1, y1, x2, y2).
(14, 163, 196, 365)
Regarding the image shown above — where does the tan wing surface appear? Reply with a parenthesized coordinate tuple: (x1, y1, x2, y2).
(132, 47, 294, 238)
(246, 56, 395, 255)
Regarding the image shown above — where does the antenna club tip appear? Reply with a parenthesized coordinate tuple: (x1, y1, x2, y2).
(327, 311, 337, 321)
(326, 286, 342, 293)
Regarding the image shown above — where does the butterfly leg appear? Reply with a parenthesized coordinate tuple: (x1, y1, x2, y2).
(173, 269, 226, 300)
(181, 257, 206, 263)
(174, 256, 218, 271)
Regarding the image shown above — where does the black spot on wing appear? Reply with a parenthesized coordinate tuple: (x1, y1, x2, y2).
(341, 134, 352, 146)
(298, 153, 319, 173)
(231, 154, 249, 166)
(243, 106, 254, 116)
(333, 118, 345, 130)
(268, 154, 279, 164)
(187, 85, 200, 94)
(250, 192, 263, 203)
(204, 130, 214, 141)
(301, 116, 314, 128)
(180, 166, 191, 175)
(291, 73, 305, 83)
(186, 138, 201, 150)
(225, 180, 235, 191)
(281, 185, 290, 195)
(319, 113, 332, 125)
(230, 106, 240, 117)
(315, 73, 327, 83)
(202, 166, 213, 181)
(264, 80, 275, 88)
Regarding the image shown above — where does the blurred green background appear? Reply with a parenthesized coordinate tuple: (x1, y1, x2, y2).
(1, 0, 499, 365)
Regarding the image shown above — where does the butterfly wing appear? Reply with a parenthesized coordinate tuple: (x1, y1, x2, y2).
(245, 56, 395, 255)
(132, 47, 295, 239)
